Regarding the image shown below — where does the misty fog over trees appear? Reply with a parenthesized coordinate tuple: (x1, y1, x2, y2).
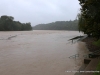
(0, 15, 79, 31)
(0, 15, 32, 31)
(33, 19, 78, 31)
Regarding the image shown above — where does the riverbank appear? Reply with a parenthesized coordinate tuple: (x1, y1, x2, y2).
(79, 37, 100, 75)
(82, 37, 100, 52)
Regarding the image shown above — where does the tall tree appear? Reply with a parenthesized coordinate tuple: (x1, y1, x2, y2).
(0, 15, 14, 31)
(78, 0, 100, 39)
(0, 15, 32, 31)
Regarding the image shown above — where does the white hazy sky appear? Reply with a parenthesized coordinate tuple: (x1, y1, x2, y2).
(0, 0, 81, 26)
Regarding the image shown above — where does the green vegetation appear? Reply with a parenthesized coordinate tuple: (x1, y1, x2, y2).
(93, 40, 100, 47)
(0, 15, 32, 31)
(33, 19, 78, 31)
(78, 0, 100, 40)
(94, 61, 100, 75)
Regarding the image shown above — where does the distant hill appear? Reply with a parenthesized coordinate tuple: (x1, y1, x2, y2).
(33, 20, 78, 31)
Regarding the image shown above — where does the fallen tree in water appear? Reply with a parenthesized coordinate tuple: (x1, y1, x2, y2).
(69, 36, 84, 41)
(68, 35, 87, 44)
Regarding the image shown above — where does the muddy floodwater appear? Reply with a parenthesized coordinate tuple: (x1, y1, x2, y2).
(0, 30, 89, 75)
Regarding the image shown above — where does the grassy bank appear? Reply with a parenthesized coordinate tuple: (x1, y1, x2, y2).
(82, 37, 100, 52)
(94, 61, 100, 75)
(93, 39, 100, 47)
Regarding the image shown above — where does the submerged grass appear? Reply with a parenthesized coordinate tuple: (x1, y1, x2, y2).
(94, 61, 100, 75)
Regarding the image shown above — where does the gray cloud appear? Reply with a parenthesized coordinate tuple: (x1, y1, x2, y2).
(0, 0, 81, 26)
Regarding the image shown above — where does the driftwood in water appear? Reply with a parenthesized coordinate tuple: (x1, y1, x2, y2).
(7, 35, 17, 40)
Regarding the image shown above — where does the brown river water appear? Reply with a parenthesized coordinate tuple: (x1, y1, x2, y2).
(0, 30, 89, 75)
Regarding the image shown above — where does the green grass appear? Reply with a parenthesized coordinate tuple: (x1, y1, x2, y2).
(94, 61, 100, 75)
(93, 39, 100, 47)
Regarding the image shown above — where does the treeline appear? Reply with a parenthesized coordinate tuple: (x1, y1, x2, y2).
(78, 0, 100, 39)
(0, 15, 32, 31)
(33, 19, 78, 31)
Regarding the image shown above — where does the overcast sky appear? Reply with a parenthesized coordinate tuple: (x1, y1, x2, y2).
(0, 0, 81, 26)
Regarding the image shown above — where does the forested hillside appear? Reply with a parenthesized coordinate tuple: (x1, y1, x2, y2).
(33, 19, 78, 31)
(0, 15, 32, 31)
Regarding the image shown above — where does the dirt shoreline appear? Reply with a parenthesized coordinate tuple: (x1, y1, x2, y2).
(82, 37, 100, 52)
(74, 37, 100, 75)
